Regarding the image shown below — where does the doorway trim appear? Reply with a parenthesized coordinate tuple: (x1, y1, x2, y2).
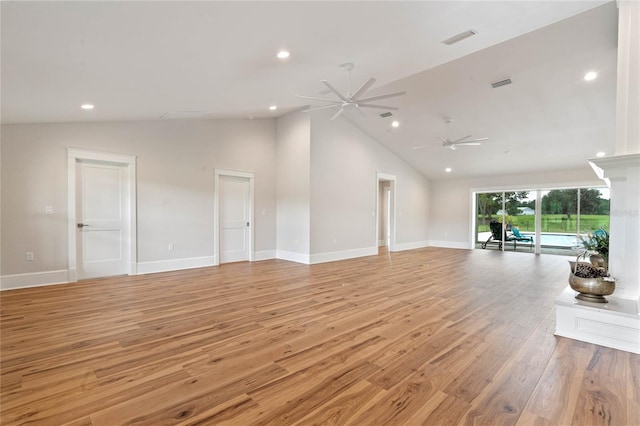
(67, 148, 137, 282)
(376, 172, 396, 252)
(213, 169, 255, 266)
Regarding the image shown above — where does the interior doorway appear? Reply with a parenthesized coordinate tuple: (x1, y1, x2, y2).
(67, 148, 137, 282)
(214, 169, 254, 265)
(376, 172, 396, 253)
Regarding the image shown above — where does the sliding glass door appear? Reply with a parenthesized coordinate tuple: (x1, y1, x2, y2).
(474, 186, 610, 256)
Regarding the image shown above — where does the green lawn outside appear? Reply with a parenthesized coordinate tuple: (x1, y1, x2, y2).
(476, 214, 610, 234)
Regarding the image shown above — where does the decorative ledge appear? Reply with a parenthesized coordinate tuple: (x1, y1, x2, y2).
(555, 286, 640, 354)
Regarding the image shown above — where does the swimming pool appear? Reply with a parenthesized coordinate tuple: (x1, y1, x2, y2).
(477, 232, 583, 248)
(521, 232, 581, 248)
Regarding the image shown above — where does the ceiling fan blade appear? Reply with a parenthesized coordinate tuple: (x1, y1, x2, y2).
(453, 142, 482, 146)
(321, 80, 348, 102)
(357, 91, 406, 103)
(296, 94, 342, 103)
(357, 104, 399, 111)
(352, 77, 376, 100)
(451, 135, 472, 144)
(438, 136, 447, 143)
(411, 145, 429, 150)
(449, 145, 457, 150)
(303, 104, 340, 112)
(330, 108, 345, 120)
(461, 137, 489, 143)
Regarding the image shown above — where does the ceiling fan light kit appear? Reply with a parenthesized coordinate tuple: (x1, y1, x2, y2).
(298, 63, 406, 120)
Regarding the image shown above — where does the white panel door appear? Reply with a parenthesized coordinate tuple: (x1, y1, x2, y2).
(219, 176, 250, 263)
(76, 161, 129, 279)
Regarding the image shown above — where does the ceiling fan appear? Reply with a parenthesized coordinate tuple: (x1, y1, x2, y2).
(413, 119, 488, 150)
(297, 63, 406, 120)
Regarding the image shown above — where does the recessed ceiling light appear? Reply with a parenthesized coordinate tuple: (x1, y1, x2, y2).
(269, 105, 277, 111)
(584, 71, 598, 81)
(445, 167, 452, 173)
(391, 120, 400, 128)
(596, 151, 606, 157)
(277, 50, 290, 59)
(81, 104, 94, 110)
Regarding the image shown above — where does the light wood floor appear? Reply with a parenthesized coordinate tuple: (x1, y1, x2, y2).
(1, 248, 638, 425)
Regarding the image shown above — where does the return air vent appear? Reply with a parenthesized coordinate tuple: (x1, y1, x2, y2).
(379, 112, 393, 118)
(491, 78, 512, 89)
(441, 30, 477, 45)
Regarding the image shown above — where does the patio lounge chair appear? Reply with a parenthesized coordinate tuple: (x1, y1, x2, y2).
(511, 226, 534, 249)
(481, 220, 516, 250)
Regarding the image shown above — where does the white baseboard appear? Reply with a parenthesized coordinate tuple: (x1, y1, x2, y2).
(276, 250, 311, 264)
(310, 247, 378, 264)
(137, 256, 215, 275)
(393, 240, 430, 252)
(254, 250, 276, 261)
(1, 270, 70, 291)
(427, 240, 470, 250)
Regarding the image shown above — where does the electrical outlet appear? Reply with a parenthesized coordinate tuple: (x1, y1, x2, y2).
(45, 206, 53, 215)
(168, 243, 174, 251)
(25, 252, 34, 261)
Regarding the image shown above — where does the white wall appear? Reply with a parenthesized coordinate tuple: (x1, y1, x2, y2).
(309, 109, 430, 259)
(1, 119, 277, 281)
(428, 167, 605, 247)
(275, 111, 311, 261)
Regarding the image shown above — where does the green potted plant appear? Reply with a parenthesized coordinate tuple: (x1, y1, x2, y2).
(580, 228, 609, 270)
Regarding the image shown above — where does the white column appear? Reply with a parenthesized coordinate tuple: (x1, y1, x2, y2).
(590, 155, 640, 298)
(589, 0, 640, 298)
(615, 0, 640, 155)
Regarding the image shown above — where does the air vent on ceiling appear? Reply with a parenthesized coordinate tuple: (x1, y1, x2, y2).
(491, 78, 512, 89)
(441, 30, 477, 45)
(161, 111, 209, 120)
(379, 112, 393, 118)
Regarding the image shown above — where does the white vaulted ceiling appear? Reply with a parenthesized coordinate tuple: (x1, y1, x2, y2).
(1, 1, 618, 180)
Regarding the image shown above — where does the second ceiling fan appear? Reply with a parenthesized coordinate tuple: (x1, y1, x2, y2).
(413, 119, 488, 150)
(298, 63, 406, 120)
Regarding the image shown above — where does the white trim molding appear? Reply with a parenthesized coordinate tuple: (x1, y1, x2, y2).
(276, 250, 311, 265)
(137, 256, 216, 275)
(1, 270, 69, 291)
(254, 250, 277, 261)
(310, 247, 378, 264)
(393, 240, 430, 252)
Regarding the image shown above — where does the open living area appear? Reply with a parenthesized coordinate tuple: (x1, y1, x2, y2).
(1, 1, 639, 425)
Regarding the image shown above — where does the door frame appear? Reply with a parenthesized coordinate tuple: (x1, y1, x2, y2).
(376, 172, 396, 252)
(213, 169, 255, 266)
(67, 148, 137, 282)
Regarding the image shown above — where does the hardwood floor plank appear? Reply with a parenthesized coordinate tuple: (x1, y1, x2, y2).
(1, 247, 638, 425)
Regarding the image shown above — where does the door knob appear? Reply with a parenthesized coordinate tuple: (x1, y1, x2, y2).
(77, 223, 91, 228)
